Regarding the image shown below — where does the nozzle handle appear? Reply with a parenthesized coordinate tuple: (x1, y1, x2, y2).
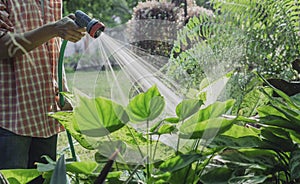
(75, 10, 92, 28)
(75, 10, 105, 38)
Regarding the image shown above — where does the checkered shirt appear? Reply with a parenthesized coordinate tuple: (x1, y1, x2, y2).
(0, 0, 64, 137)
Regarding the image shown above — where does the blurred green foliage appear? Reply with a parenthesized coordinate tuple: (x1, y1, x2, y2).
(62, 0, 144, 27)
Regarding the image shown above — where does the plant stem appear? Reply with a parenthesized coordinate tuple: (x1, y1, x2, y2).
(125, 125, 144, 159)
(106, 135, 119, 170)
(188, 139, 201, 183)
(116, 152, 143, 181)
(176, 120, 184, 155)
(183, 164, 191, 184)
(192, 160, 201, 183)
(146, 120, 150, 180)
(192, 139, 200, 151)
(176, 137, 180, 155)
(198, 152, 216, 178)
(150, 134, 152, 165)
(124, 156, 148, 184)
(152, 135, 160, 160)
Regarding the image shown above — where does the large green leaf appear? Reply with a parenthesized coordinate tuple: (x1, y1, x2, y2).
(200, 167, 233, 184)
(66, 161, 98, 175)
(257, 105, 286, 118)
(223, 124, 260, 137)
(228, 175, 268, 184)
(49, 111, 96, 150)
(177, 100, 235, 139)
(150, 123, 177, 135)
(157, 123, 177, 135)
(159, 153, 203, 172)
(259, 115, 300, 133)
(179, 117, 234, 139)
(211, 124, 261, 148)
(49, 111, 80, 132)
(216, 149, 281, 172)
(257, 104, 300, 133)
(127, 85, 165, 122)
(196, 100, 235, 122)
(290, 149, 300, 180)
(167, 166, 199, 184)
(176, 99, 203, 121)
(164, 117, 180, 124)
(1, 169, 40, 184)
(260, 127, 295, 152)
(94, 140, 127, 159)
(43, 157, 96, 182)
(94, 124, 174, 163)
(271, 105, 300, 128)
(74, 96, 129, 137)
(37, 159, 98, 182)
(212, 135, 261, 149)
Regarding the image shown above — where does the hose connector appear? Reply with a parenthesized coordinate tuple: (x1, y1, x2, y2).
(75, 10, 105, 38)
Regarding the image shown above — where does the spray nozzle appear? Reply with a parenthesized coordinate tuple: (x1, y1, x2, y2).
(75, 10, 105, 38)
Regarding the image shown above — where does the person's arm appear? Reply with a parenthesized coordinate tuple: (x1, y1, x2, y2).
(0, 15, 86, 59)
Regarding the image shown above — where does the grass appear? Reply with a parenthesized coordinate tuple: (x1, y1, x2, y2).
(57, 131, 97, 161)
(64, 70, 111, 97)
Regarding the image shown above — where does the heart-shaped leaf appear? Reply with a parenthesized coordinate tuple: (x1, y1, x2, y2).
(176, 99, 203, 121)
(127, 85, 165, 122)
(74, 96, 129, 137)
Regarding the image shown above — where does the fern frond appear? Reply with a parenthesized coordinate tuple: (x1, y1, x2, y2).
(168, 0, 300, 89)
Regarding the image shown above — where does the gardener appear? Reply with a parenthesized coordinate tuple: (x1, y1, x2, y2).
(0, 1, 85, 183)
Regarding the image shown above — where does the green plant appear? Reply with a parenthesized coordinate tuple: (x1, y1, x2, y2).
(44, 85, 236, 183)
(167, 0, 300, 89)
(63, 0, 139, 27)
(54, 83, 300, 183)
(3, 79, 300, 183)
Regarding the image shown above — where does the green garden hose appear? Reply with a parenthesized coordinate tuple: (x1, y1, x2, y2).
(58, 39, 77, 162)
(58, 39, 68, 107)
